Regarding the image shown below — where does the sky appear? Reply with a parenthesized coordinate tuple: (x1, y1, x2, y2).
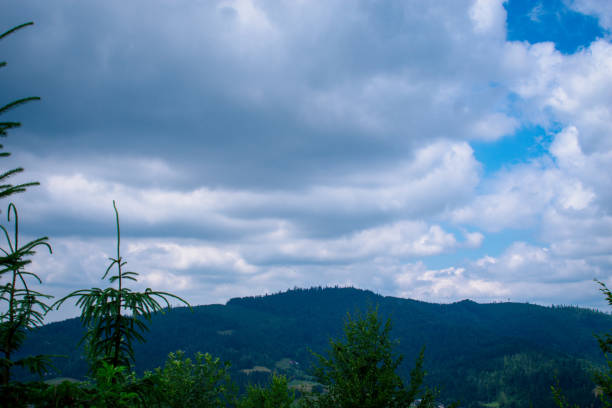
(1, 0, 612, 321)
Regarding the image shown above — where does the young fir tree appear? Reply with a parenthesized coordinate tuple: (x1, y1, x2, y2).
(53, 201, 190, 372)
(0, 204, 52, 386)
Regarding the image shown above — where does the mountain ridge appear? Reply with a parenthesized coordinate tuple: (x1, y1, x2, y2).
(17, 286, 611, 407)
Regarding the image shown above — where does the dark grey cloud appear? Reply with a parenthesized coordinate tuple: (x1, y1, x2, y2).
(1, 0, 514, 191)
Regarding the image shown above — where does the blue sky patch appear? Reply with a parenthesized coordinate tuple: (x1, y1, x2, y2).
(471, 126, 551, 175)
(505, 0, 606, 54)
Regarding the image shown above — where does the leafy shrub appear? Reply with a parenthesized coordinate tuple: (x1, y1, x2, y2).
(149, 350, 235, 408)
(238, 374, 295, 408)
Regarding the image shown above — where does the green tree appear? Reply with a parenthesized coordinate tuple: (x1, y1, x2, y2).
(238, 374, 295, 408)
(306, 307, 441, 408)
(53, 201, 190, 372)
(150, 350, 235, 408)
(0, 204, 52, 386)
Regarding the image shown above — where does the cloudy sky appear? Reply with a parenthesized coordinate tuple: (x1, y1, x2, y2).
(2, 0, 612, 321)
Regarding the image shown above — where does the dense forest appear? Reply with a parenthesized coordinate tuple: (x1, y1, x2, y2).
(15, 286, 612, 407)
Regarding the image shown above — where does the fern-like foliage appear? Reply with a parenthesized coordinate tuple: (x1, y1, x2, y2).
(53, 201, 190, 371)
(0, 203, 53, 385)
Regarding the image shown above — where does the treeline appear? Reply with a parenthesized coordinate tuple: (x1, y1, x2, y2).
(14, 289, 609, 407)
(5, 305, 445, 407)
(441, 353, 601, 408)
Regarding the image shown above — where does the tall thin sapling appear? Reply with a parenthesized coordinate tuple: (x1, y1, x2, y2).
(53, 201, 190, 372)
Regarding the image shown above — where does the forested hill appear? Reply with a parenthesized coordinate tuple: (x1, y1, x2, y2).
(228, 287, 609, 361)
(20, 287, 612, 407)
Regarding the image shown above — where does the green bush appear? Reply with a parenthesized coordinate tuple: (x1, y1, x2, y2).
(149, 350, 235, 408)
(238, 374, 295, 408)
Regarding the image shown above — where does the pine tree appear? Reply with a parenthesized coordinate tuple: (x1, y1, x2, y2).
(53, 201, 190, 372)
(0, 204, 52, 385)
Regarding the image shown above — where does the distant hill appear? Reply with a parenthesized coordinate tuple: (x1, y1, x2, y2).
(18, 287, 611, 407)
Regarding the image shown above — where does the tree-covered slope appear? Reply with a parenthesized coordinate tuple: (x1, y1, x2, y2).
(18, 287, 611, 407)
